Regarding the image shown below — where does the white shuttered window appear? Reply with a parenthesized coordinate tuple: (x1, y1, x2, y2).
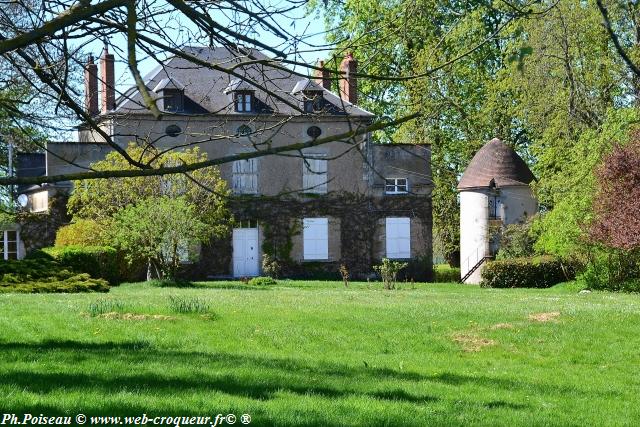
(303, 218, 328, 260)
(386, 217, 410, 259)
(232, 158, 258, 194)
(302, 155, 327, 194)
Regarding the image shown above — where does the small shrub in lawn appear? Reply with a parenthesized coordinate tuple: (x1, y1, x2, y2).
(481, 256, 572, 288)
(87, 299, 126, 316)
(339, 264, 349, 287)
(148, 279, 195, 288)
(248, 276, 277, 286)
(168, 295, 210, 314)
(374, 258, 408, 290)
(261, 254, 282, 279)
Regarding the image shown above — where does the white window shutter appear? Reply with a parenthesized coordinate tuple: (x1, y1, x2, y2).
(232, 158, 258, 194)
(303, 218, 328, 260)
(302, 157, 327, 193)
(386, 217, 410, 258)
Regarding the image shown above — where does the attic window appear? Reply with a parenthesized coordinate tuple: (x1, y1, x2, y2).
(234, 91, 253, 113)
(162, 89, 184, 112)
(303, 91, 324, 113)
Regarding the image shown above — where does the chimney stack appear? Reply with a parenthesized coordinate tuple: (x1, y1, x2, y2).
(313, 60, 332, 91)
(339, 53, 358, 105)
(84, 55, 99, 116)
(100, 46, 115, 113)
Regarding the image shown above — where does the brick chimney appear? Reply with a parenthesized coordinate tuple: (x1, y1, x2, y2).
(84, 55, 99, 116)
(313, 60, 331, 91)
(100, 46, 115, 113)
(339, 53, 358, 105)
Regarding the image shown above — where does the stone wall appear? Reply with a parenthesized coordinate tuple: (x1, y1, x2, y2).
(182, 193, 433, 281)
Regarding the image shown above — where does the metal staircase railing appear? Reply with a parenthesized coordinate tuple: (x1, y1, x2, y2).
(459, 244, 494, 283)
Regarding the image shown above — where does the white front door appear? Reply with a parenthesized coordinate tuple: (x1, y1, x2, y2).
(233, 227, 259, 277)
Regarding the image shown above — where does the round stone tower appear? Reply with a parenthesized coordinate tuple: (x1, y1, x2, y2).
(457, 138, 537, 284)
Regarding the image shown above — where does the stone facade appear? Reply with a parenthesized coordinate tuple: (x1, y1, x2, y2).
(16, 47, 434, 280)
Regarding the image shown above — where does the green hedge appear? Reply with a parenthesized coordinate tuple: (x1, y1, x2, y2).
(434, 264, 461, 283)
(0, 258, 109, 293)
(39, 246, 120, 285)
(481, 256, 572, 288)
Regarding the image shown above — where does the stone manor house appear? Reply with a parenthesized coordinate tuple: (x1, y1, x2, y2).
(12, 46, 433, 280)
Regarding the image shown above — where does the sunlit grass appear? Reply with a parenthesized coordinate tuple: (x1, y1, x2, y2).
(0, 280, 638, 426)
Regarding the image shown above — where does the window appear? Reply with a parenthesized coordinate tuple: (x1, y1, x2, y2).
(232, 158, 258, 194)
(303, 218, 328, 260)
(161, 239, 194, 264)
(165, 124, 182, 137)
(489, 195, 502, 219)
(385, 178, 408, 194)
(163, 89, 184, 112)
(302, 155, 327, 194)
(236, 219, 258, 228)
(0, 230, 19, 260)
(303, 91, 324, 112)
(236, 125, 252, 136)
(307, 126, 322, 139)
(234, 92, 253, 112)
(31, 191, 48, 212)
(386, 217, 410, 259)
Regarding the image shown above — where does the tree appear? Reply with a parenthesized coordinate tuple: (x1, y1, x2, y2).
(314, 0, 525, 264)
(590, 133, 640, 250)
(316, 0, 637, 264)
(110, 197, 212, 279)
(67, 144, 230, 232)
(66, 144, 230, 279)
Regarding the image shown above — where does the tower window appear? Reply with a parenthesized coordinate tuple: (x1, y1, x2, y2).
(385, 178, 408, 194)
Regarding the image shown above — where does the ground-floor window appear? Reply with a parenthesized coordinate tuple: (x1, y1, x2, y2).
(303, 218, 328, 260)
(386, 217, 410, 259)
(1, 230, 19, 260)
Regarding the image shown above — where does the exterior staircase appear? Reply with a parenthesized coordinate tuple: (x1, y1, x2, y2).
(459, 255, 493, 283)
(459, 243, 494, 283)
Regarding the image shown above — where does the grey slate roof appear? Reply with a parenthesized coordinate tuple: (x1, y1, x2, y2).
(113, 46, 373, 117)
(457, 138, 535, 190)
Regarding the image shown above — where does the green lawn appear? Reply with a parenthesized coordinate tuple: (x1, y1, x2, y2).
(1, 280, 639, 426)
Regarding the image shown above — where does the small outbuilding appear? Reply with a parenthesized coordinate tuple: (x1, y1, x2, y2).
(458, 138, 537, 284)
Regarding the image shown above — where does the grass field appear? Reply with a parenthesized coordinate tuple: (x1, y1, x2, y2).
(1, 280, 639, 426)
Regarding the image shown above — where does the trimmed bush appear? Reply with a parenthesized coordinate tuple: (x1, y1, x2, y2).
(39, 246, 119, 285)
(0, 258, 109, 293)
(248, 276, 277, 286)
(481, 256, 572, 288)
(434, 264, 461, 283)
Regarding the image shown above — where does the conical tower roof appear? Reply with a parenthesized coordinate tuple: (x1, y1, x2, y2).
(457, 138, 535, 190)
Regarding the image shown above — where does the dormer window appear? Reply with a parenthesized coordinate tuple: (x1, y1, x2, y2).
(234, 91, 253, 113)
(163, 89, 184, 112)
(303, 91, 324, 113)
